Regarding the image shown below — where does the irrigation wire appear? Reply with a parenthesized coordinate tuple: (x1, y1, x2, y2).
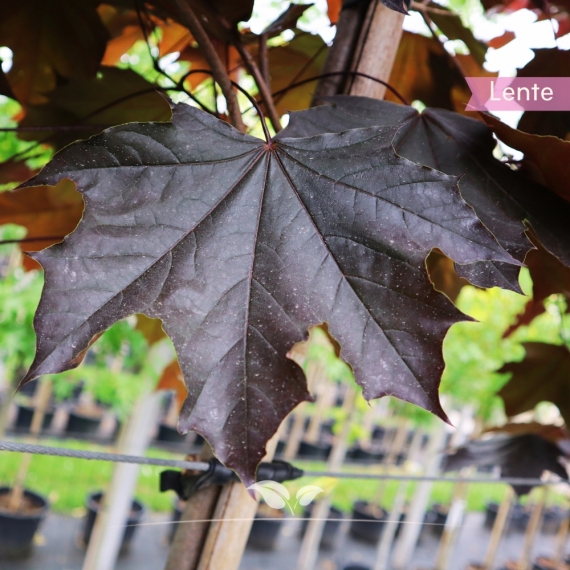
(0, 441, 565, 487)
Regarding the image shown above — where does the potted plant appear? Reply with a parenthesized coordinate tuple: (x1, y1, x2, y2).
(246, 503, 285, 551)
(349, 500, 388, 544)
(81, 491, 145, 554)
(0, 486, 48, 559)
(299, 503, 344, 549)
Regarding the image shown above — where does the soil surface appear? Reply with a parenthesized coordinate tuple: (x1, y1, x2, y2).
(0, 492, 44, 516)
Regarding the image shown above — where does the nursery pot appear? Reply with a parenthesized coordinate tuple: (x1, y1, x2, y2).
(349, 501, 388, 544)
(82, 492, 145, 554)
(247, 504, 284, 550)
(156, 423, 187, 445)
(300, 505, 343, 549)
(66, 411, 102, 438)
(347, 446, 385, 463)
(424, 504, 448, 536)
(542, 506, 566, 534)
(297, 440, 332, 460)
(0, 487, 48, 559)
(371, 426, 386, 441)
(14, 404, 53, 433)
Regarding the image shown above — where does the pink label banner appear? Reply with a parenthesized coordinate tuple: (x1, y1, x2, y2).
(465, 77, 570, 111)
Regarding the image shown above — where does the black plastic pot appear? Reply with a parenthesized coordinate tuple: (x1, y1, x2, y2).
(349, 501, 388, 544)
(484, 502, 500, 529)
(424, 504, 448, 536)
(66, 411, 102, 438)
(247, 508, 284, 550)
(297, 441, 332, 460)
(347, 446, 385, 463)
(156, 423, 187, 444)
(484, 502, 532, 534)
(542, 506, 567, 534)
(82, 492, 145, 554)
(14, 405, 53, 432)
(18, 380, 38, 397)
(510, 503, 531, 532)
(300, 505, 343, 549)
(0, 487, 48, 559)
(371, 426, 386, 441)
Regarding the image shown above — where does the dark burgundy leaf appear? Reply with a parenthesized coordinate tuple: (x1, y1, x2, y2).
(17, 66, 172, 150)
(444, 434, 568, 495)
(21, 100, 516, 485)
(281, 96, 570, 286)
(517, 49, 570, 140)
(499, 343, 570, 427)
(503, 230, 570, 337)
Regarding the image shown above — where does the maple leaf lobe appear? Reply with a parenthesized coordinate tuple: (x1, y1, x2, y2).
(22, 100, 516, 484)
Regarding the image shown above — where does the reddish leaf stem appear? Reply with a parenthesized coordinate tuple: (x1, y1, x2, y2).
(168, 0, 245, 132)
(234, 39, 282, 133)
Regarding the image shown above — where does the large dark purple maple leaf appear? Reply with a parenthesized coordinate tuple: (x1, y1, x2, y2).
(21, 100, 516, 484)
(281, 96, 570, 293)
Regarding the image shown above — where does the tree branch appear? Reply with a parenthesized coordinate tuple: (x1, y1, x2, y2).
(259, 33, 270, 87)
(234, 40, 282, 133)
(169, 0, 245, 132)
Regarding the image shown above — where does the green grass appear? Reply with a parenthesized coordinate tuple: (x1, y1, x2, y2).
(283, 460, 564, 515)
(0, 438, 179, 514)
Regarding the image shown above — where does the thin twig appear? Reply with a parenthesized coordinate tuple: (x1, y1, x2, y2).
(242, 70, 410, 115)
(234, 39, 282, 132)
(410, 1, 458, 15)
(135, 0, 214, 114)
(169, 0, 245, 132)
(259, 33, 270, 87)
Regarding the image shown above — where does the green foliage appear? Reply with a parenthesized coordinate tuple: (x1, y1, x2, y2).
(440, 280, 528, 420)
(0, 240, 169, 415)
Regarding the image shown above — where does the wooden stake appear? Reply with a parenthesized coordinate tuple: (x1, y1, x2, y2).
(312, 0, 371, 101)
(554, 508, 570, 566)
(193, 434, 280, 570)
(297, 386, 357, 570)
(518, 486, 547, 570)
(283, 402, 307, 461)
(391, 423, 448, 569)
(482, 486, 514, 570)
(347, 0, 405, 99)
(82, 392, 161, 570)
(8, 378, 52, 511)
(434, 472, 471, 570)
(305, 371, 336, 444)
(164, 444, 219, 570)
(373, 418, 410, 505)
(374, 428, 425, 570)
